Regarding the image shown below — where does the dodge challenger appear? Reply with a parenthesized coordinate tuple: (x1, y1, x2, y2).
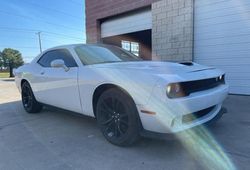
(15, 44, 229, 146)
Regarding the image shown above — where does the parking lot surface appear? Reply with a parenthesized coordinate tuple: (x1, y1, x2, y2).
(0, 79, 250, 170)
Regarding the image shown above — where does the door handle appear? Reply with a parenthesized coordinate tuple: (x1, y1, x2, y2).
(40, 71, 45, 75)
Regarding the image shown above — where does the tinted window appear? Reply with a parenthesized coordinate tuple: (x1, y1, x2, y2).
(38, 49, 77, 67)
(74, 45, 142, 65)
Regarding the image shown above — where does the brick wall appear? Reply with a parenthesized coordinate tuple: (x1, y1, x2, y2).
(85, 0, 159, 43)
(152, 0, 194, 61)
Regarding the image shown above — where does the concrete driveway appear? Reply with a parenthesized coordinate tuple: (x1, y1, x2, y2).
(0, 79, 249, 170)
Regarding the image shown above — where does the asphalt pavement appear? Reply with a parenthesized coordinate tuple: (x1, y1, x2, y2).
(0, 79, 249, 170)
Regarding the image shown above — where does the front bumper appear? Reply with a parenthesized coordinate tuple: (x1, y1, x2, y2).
(140, 107, 227, 139)
(136, 84, 229, 134)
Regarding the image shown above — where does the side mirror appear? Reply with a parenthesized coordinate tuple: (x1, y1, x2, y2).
(50, 59, 69, 72)
(13, 68, 16, 76)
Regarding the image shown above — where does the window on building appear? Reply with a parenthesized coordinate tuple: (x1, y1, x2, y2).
(121, 40, 139, 57)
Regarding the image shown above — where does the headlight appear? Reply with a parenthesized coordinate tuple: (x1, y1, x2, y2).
(217, 75, 225, 84)
(166, 83, 186, 99)
(221, 75, 225, 82)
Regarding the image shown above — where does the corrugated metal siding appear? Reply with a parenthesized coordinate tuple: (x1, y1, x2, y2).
(101, 9, 152, 38)
(194, 0, 250, 95)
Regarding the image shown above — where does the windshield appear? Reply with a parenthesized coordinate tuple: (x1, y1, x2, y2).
(74, 44, 142, 65)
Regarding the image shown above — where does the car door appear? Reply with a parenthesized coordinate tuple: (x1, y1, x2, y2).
(34, 49, 82, 113)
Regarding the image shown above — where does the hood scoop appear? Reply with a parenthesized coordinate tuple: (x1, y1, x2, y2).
(179, 62, 194, 66)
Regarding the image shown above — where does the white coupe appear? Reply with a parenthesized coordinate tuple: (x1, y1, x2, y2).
(15, 44, 229, 146)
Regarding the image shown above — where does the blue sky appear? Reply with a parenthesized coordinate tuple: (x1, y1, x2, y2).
(0, 0, 86, 62)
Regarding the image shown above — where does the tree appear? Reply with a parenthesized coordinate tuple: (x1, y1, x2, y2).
(1, 48, 24, 77)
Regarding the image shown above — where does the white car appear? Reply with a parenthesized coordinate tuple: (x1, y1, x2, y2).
(15, 44, 228, 146)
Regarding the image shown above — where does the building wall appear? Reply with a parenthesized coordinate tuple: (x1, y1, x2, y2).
(152, 0, 194, 61)
(85, 0, 159, 43)
(85, 0, 194, 62)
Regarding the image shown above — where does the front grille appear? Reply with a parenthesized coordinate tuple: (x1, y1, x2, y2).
(167, 75, 225, 99)
(182, 106, 216, 124)
(181, 75, 225, 96)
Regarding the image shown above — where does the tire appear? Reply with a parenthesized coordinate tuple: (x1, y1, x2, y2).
(21, 81, 43, 113)
(96, 88, 141, 146)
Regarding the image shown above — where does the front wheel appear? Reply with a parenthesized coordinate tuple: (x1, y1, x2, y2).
(21, 81, 43, 113)
(96, 88, 141, 146)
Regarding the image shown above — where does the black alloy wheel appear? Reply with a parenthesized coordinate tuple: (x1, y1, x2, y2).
(21, 81, 43, 113)
(96, 88, 140, 146)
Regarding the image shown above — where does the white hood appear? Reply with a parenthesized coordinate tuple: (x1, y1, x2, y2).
(91, 61, 215, 75)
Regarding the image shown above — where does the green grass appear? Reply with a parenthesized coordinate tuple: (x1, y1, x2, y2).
(0, 72, 10, 78)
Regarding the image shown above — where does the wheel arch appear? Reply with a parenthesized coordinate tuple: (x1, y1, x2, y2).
(20, 79, 33, 94)
(92, 83, 135, 117)
(21, 79, 29, 86)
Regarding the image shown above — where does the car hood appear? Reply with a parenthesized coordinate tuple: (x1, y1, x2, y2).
(90, 61, 215, 75)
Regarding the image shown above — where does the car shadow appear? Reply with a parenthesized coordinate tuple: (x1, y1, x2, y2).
(0, 100, 183, 147)
(42, 104, 184, 149)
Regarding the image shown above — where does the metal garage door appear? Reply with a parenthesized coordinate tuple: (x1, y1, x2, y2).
(101, 9, 152, 38)
(194, 0, 250, 95)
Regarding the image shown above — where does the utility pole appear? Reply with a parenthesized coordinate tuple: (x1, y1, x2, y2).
(36, 32, 42, 53)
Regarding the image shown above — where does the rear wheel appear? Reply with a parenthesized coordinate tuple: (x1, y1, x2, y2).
(21, 81, 43, 113)
(96, 88, 140, 146)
